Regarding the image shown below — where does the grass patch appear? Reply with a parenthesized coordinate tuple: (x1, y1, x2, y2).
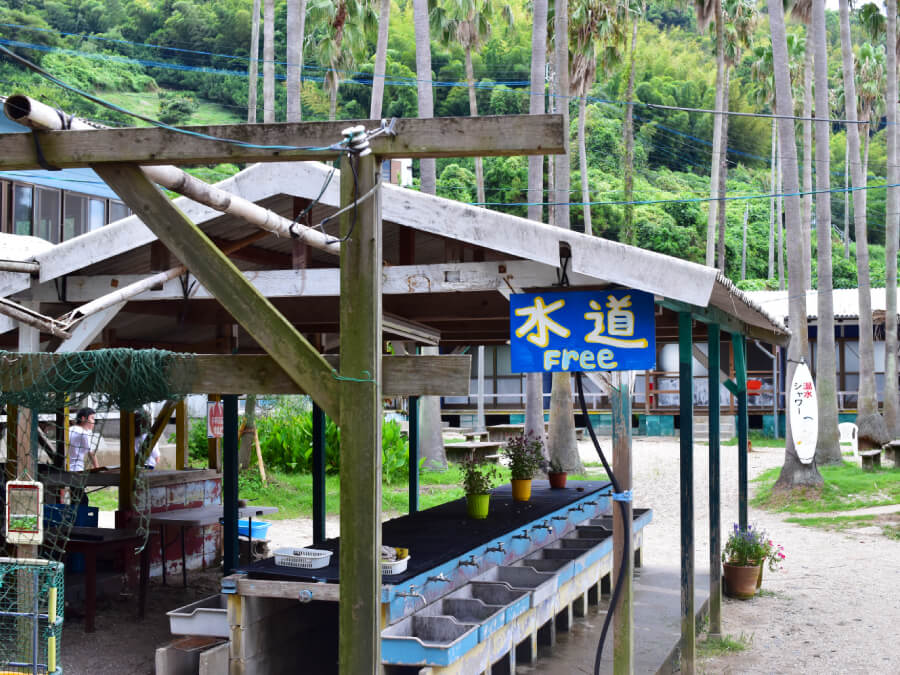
(87, 487, 119, 512)
(699, 633, 751, 656)
(752, 461, 900, 513)
(722, 431, 786, 448)
(785, 513, 900, 540)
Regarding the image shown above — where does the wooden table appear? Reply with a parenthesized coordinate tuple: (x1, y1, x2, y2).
(63, 527, 150, 633)
(444, 441, 502, 463)
(883, 440, 900, 465)
(149, 505, 278, 586)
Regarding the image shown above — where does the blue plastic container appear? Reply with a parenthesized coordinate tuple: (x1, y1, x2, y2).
(237, 519, 271, 540)
(44, 504, 99, 528)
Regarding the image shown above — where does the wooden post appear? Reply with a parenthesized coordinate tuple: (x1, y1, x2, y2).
(312, 403, 326, 545)
(119, 411, 136, 512)
(223, 395, 239, 576)
(678, 311, 695, 674)
(175, 399, 188, 469)
(707, 324, 722, 637)
(5, 405, 17, 484)
(610, 371, 633, 674)
(731, 332, 749, 530)
(208, 394, 221, 471)
(338, 153, 383, 674)
(408, 395, 420, 514)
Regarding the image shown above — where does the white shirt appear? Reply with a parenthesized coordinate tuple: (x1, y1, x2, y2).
(135, 433, 161, 468)
(69, 425, 94, 471)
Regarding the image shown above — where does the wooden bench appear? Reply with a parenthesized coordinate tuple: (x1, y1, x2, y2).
(883, 440, 900, 465)
(463, 430, 489, 442)
(576, 427, 587, 441)
(486, 424, 525, 442)
(444, 441, 502, 464)
(859, 449, 882, 470)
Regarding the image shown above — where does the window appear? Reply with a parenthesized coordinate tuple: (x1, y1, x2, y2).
(35, 188, 61, 243)
(63, 194, 88, 240)
(13, 185, 33, 236)
(88, 199, 105, 231)
(108, 200, 130, 223)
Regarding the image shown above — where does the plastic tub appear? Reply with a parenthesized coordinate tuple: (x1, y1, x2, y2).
(237, 519, 270, 540)
(167, 594, 229, 638)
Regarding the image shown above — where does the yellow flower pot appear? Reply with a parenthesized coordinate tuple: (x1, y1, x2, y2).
(511, 478, 532, 502)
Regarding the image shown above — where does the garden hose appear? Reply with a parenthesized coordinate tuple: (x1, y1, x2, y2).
(574, 372, 630, 675)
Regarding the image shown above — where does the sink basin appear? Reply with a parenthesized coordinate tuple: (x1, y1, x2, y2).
(589, 516, 614, 529)
(474, 566, 558, 607)
(516, 549, 575, 583)
(167, 594, 228, 638)
(556, 537, 603, 549)
(382, 615, 478, 666)
(447, 582, 531, 624)
(574, 525, 612, 538)
(417, 597, 505, 642)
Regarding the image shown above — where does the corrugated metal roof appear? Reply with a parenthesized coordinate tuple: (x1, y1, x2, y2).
(745, 288, 894, 322)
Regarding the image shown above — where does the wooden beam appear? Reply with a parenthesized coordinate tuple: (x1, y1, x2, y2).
(338, 154, 382, 673)
(0, 115, 565, 170)
(0, 353, 471, 397)
(119, 410, 136, 512)
(93, 164, 341, 422)
(175, 400, 188, 469)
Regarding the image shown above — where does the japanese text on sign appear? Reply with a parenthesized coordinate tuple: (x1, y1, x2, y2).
(509, 289, 656, 373)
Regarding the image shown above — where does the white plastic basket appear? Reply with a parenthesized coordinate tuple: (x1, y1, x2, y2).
(274, 547, 333, 569)
(381, 556, 410, 576)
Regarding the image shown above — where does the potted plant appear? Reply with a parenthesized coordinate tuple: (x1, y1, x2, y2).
(501, 432, 548, 502)
(722, 523, 785, 599)
(461, 455, 500, 519)
(548, 458, 568, 489)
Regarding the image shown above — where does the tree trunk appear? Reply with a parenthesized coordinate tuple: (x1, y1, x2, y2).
(741, 204, 748, 280)
(769, 0, 821, 489)
(844, 141, 850, 258)
(812, 0, 841, 465)
(464, 47, 486, 205)
(623, 16, 639, 245)
(413, 0, 435, 194)
(247, 0, 261, 123)
(238, 394, 257, 470)
(548, 372, 583, 473)
(418, 345, 447, 469)
(839, 0, 881, 432)
(263, 0, 274, 123)
(706, 0, 726, 267)
(802, 39, 813, 291)
(329, 74, 338, 121)
(885, 0, 900, 437)
(578, 96, 591, 234)
(370, 0, 391, 119)
(777, 147, 784, 290)
(286, 0, 306, 123)
(716, 68, 730, 272)
(769, 119, 776, 279)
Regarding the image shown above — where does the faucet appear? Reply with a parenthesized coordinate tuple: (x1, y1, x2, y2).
(426, 573, 451, 585)
(512, 531, 532, 541)
(484, 542, 505, 554)
(458, 555, 479, 568)
(568, 504, 586, 513)
(532, 521, 552, 532)
(552, 514, 569, 522)
(396, 585, 426, 606)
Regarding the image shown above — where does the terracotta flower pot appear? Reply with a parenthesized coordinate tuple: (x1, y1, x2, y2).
(723, 561, 761, 599)
(511, 478, 532, 502)
(548, 472, 568, 489)
(466, 494, 490, 519)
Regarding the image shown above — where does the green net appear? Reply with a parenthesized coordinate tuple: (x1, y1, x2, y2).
(0, 558, 64, 674)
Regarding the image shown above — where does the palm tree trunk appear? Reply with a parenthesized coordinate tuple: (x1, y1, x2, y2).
(413, 0, 435, 195)
(263, 0, 274, 123)
(802, 40, 813, 291)
(370, 0, 391, 119)
(329, 73, 338, 121)
(839, 0, 880, 426)
(768, 0, 821, 489)
(844, 141, 850, 258)
(716, 68, 730, 272)
(777, 148, 784, 290)
(247, 0, 261, 123)
(741, 204, 748, 280)
(769, 119, 776, 279)
(884, 0, 900, 436)
(286, 0, 306, 123)
(812, 0, 841, 464)
(707, 1, 726, 267)
(464, 47, 486, 204)
(578, 96, 591, 234)
(238, 394, 257, 470)
(525, 0, 548, 442)
(623, 16, 639, 245)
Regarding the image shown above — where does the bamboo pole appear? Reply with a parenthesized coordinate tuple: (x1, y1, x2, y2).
(253, 428, 267, 485)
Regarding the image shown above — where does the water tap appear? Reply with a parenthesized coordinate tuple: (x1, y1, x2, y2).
(396, 585, 426, 606)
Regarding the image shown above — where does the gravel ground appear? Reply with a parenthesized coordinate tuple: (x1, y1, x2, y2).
(60, 437, 900, 674)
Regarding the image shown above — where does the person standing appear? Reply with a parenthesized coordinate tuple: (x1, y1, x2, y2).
(134, 410, 161, 470)
(69, 407, 99, 472)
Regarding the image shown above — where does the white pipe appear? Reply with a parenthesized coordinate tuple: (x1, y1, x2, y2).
(4, 95, 341, 256)
(0, 298, 70, 338)
(0, 260, 39, 274)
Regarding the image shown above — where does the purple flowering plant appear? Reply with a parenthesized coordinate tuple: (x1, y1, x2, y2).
(723, 523, 786, 571)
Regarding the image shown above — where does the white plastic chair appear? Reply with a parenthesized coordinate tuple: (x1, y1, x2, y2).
(838, 422, 858, 457)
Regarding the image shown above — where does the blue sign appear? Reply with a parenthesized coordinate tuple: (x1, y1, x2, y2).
(509, 289, 656, 373)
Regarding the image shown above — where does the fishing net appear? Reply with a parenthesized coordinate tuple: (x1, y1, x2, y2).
(0, 558, 63, 674)
(0, 349, 195, 671)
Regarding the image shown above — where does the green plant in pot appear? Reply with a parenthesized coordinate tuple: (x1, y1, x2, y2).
(548, 458, 568, 489)
(462, 454, 500, 519)
(502, 432, 548, 502)
(722, 523, 785, 599)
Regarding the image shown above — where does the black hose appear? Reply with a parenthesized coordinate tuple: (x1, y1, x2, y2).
(574, 372, 631, 675)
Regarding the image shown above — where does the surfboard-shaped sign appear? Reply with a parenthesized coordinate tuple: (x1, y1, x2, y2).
(789, 361, 818, 464)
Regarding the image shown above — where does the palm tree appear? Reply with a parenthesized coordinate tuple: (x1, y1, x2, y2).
(790, 0, 814, 291)
(768, 0, 821, 489)
(884, 1, 900, 436)
(749, 43, 777, 281)
(619, 0, 643, 245)
(286, 0, 308, 123)
(811, 0, 841, 465)
(370, 0, 391, 118)
(838, 0, 889, 447)
(430, 0, 513, 205)
(247, 0, 260, 123)
(413, 0, 436, 194)
(856, 44, 886, 188)
(263, 0, 274, 123)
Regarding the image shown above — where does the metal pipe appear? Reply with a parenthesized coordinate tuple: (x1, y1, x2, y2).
(678, 311, 696, 673)
(0, 260, 39, 274)
(4, 95, 341, 256)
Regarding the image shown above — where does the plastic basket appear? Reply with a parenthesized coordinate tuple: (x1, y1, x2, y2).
(274, 547, 333, 569)
(381, 556, 410, 576)
(237, 519, 271, 540)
